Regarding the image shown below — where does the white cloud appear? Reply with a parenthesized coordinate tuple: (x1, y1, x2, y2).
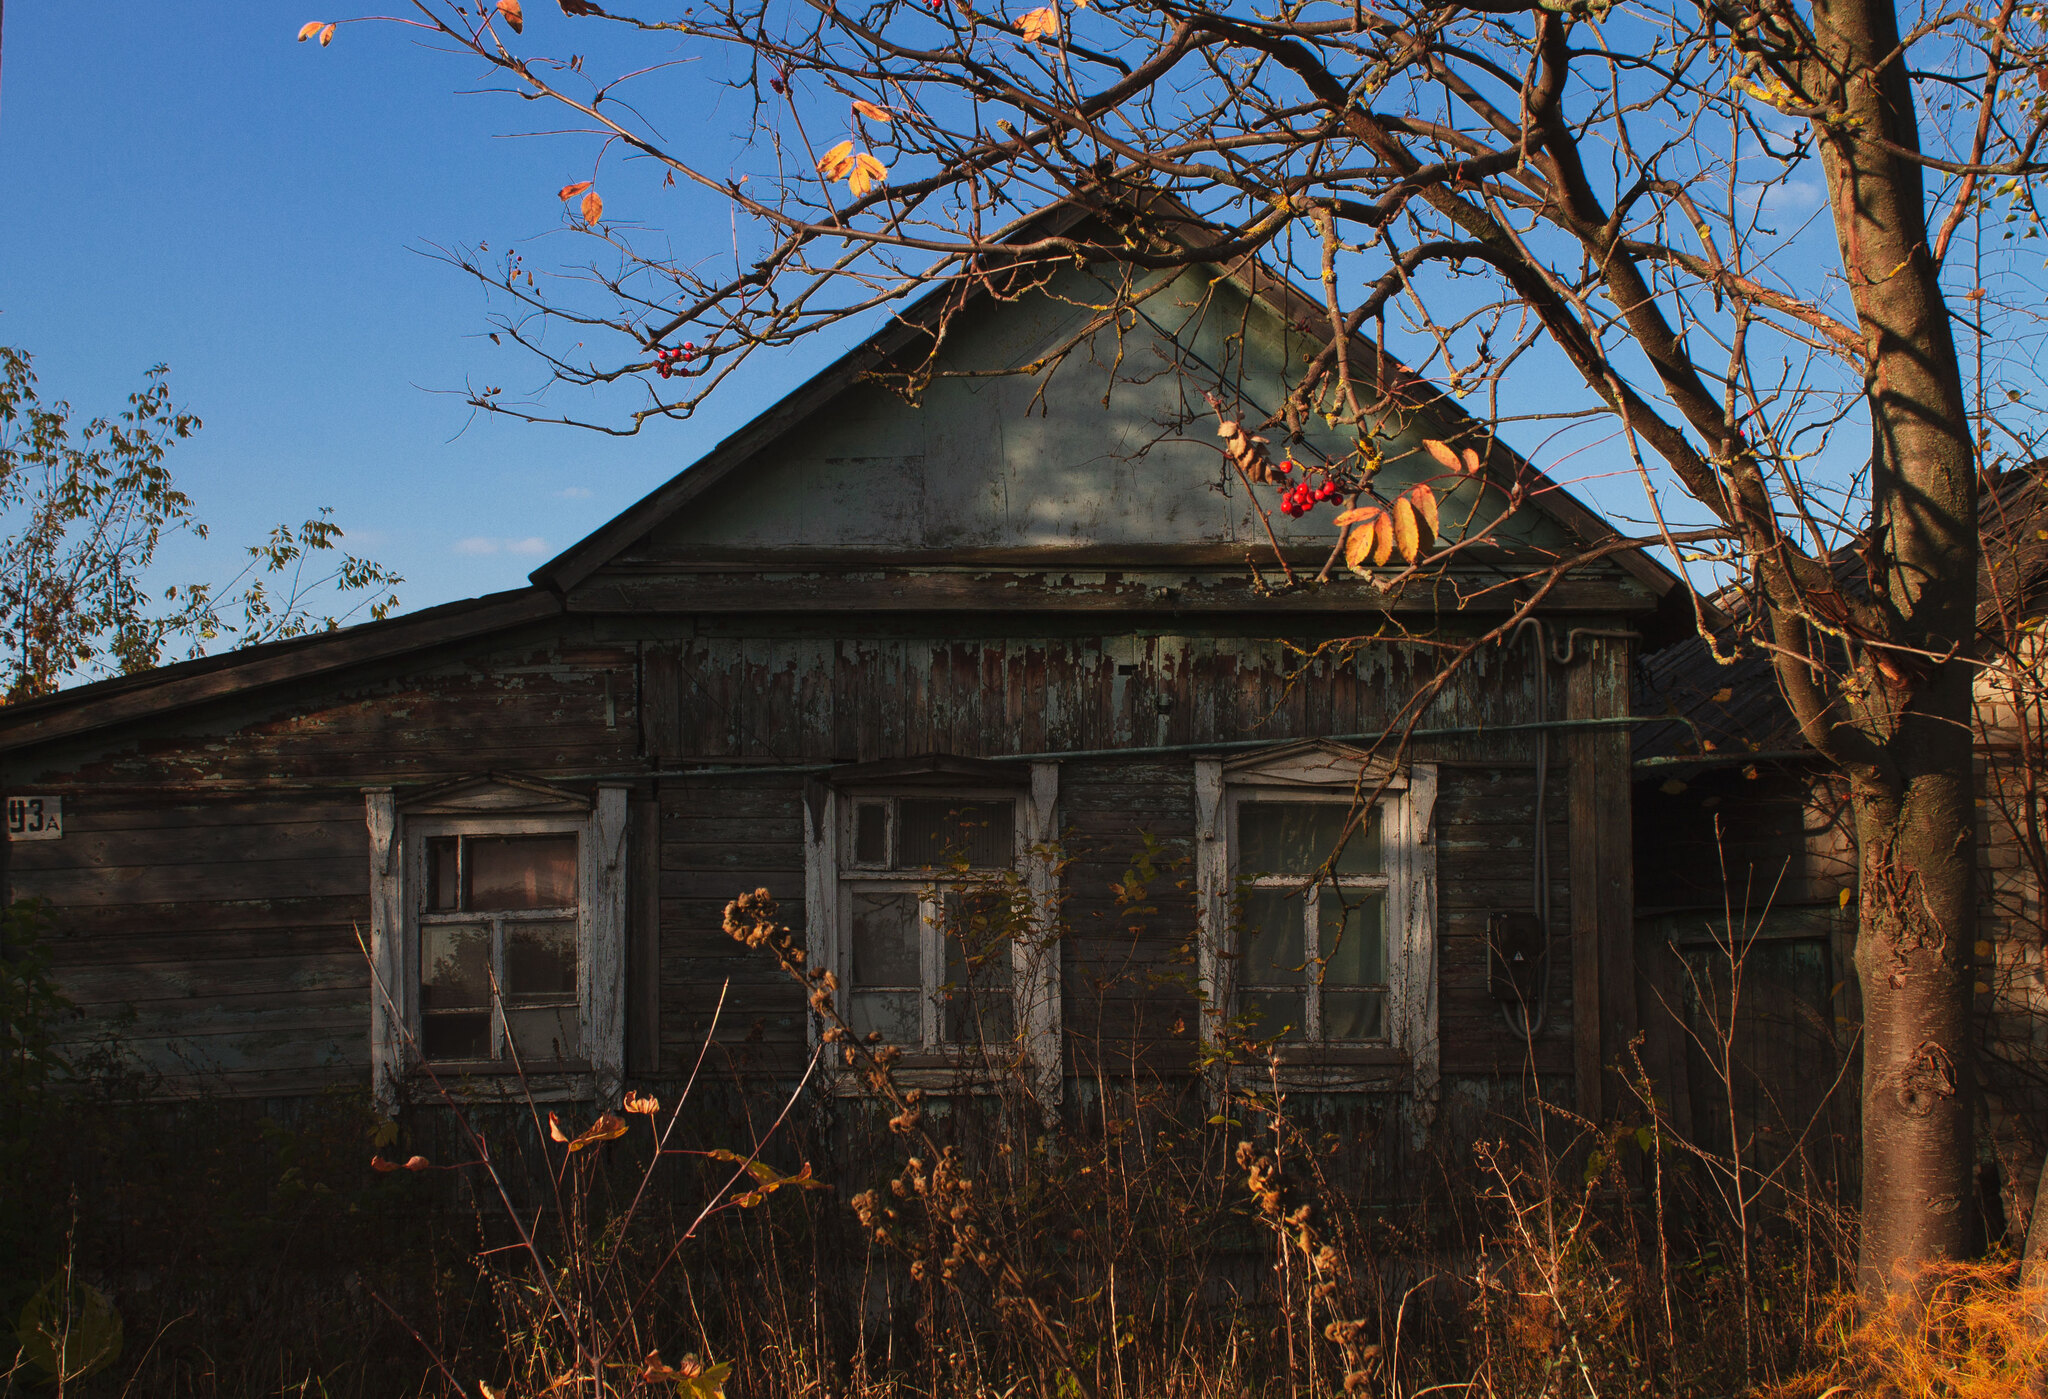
(453, 535, 551, 556)
(555, 486, 593, 499)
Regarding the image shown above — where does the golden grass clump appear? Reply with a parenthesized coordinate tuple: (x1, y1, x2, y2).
(1773, 1259, 2048, 1399)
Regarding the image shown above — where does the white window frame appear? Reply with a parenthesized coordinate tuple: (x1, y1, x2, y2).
(1195, 742, 1438, 1105)
(804, 763, 1061, 1100)
(366, 779, 628, 1112)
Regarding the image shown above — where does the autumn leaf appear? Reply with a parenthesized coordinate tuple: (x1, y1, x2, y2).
(1373, 511, 1396, 567)
(1392, 497, 1420, 563)
(623, 1090, 661, 1115)
(1419, 439, 1461, 474)
(851, 99, 893, 122)
(556, 1112, 631, 1153)
(816, 140, 857, 179)
(1406, 483, 1440, 537)
(1018, 6, 1060, 39)
(558, 180, 593, 202)
(370, 1154, 400, 1172)
(581, 188, 604, 224)
(319, 22, 337, 44)
(297, 20, 327, 40)
(1460, 447, 1483, 475)
(1340, 507, 1382, 572)
(846, 153, 888, 197)
(497, 0, 525, 30)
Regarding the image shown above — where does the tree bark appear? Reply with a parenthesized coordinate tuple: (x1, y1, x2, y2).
(1800, 0, 1981, 1291)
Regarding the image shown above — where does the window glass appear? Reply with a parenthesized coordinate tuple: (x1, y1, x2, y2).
(1238, 803, 1380, 877)
(850, 892, 920, 987)
(1320, 892, 1387, 989)
(466, 834, 578, 911)
(1241, 989, 1306, 1040)
(849, 991, 920, 1042)
(941, 891, 1016, 1045)
(1322, 990, 1386, 1041)
(853, 802, 890, 866)
(897, 800, 1014, 869)
(423, 924, 491, 1009)
(427, 838, 461, 911)
(506, 920, 578, 1000)
(507, 1005, 583, 1061)
(1241, 888, 1306, 986)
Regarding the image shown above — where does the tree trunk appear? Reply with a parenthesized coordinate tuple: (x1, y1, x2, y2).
(1801, 0, 1981, 1294)
(1850, 742, 1977, 1289)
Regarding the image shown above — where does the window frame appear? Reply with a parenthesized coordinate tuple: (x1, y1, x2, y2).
(1195, 744, 1438, 1101)
(804, 761, 1061, 1099)
(366, 779, 628, 1112)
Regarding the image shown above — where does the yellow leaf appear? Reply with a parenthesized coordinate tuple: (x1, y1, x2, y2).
(581, 188, 604, 223)
(558, 180, 594, 201)
(816, 140, 857, 179)
(549, 1111, 572, 1143)
(1331, 505, 1379, 528)
(1710, 687, 1733, 703)
(851, 99, 894, 122)
(1392, 497, 1419, 563)
(1373, 511, 1395, 567)
(1839, 887, 1853, 908)
(623, 1090, 661, 1115)
(319, 22, 337, 44)
(1406, 483, 1440, 538)
(1420, 439, 1460, 473)
(1018, 5, 1059, 39)
(1459, 447, 1482, 475)
(497, 0, 525, 31)
(297, 20, 328, 41)
(1342, 509, 1382, 571)
(847, 152, 888, 197)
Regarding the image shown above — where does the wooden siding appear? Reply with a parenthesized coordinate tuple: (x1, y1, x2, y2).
(7, 612, 1626, 1106)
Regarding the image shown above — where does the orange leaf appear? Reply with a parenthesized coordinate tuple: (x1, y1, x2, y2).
(581, 188, 604, 223)
(565, 1111, 631, 1153)
(558, 180, 593, 201)
(1420, 439, 1460, 473)
(1372, 511, 1396, 567)
(1391, 497, 1419, 563)
(1018, 5, 1059, 39)
(371, 1155, 401, 1172)
(1406, 483, 1440, 538)
(549, 1111, 572, 1144)
(1342, 508, 1382, 571)
(815, 140, 857, 179)
(497, 0, 525, 31)
(851, 100, 894, 123)
(846, 152, 888, 197)
(623, 1091, 661, 1115)
(318, 22, 337, 44)
(403, 1155, 431, 1172)
(1459, 447, 1483, 476)
(297, 20, 328, 41)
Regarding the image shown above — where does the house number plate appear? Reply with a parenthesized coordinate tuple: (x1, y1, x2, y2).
(7, 795, 62, 840)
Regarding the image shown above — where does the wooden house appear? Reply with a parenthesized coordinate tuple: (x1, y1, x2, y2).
(0, 221, 1684, 1150)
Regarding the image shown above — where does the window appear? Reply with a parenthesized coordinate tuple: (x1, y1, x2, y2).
(366, 777, 629, 1111)
(803, 757, 1061, 1096)
(1194, 741, 1438, 1097)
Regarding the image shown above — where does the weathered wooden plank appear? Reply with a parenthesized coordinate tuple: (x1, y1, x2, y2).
(53, 952, 367, 1005)
(9, 820, 365, 871)
(14, 857, 361, 907)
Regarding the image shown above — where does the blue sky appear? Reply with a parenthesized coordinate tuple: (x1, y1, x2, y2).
(0, 2, 821, 616)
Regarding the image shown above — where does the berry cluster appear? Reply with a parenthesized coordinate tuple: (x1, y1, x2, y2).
(1275, 461, 1344, 517)
(654, 341, 698, 379)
